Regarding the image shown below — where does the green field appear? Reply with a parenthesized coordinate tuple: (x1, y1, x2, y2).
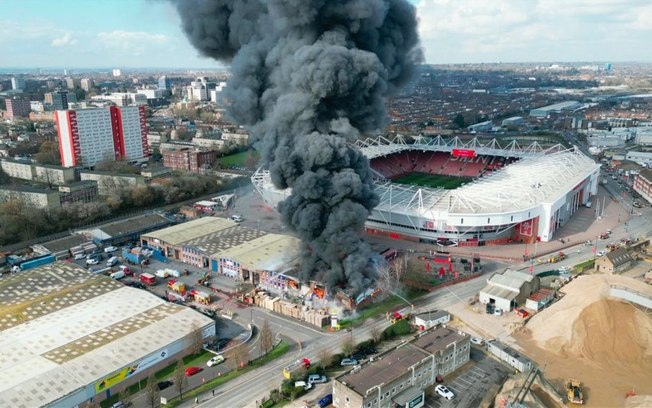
(217, 150, 259, 167)
(392, 173, 470, 189)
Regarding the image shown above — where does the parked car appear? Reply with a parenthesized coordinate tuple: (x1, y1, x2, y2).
(596, 250, 607, 257)
(157, 380, 173, 390)
(106, 256, 119, 267)
(74, 253, 86, 260)
(104, 246, 118, 253)
(308, 374, 328, 384)
(558, 266, 571, 273)
(435, 385, 455, 400)
(118, 265, 132, 275)
(184, 366, 202, 377)
(318, 394, 333, 408)
(86, 257, 100, 266)
(207, 355, 225, 367)
(470, 337, 484, 346)
(340, 358, 358, 366)
(294, 381, 312, 390)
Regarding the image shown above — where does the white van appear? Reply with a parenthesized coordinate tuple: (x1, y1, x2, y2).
(110, 270, 125, 280)
(155, 269, 170, 278)
(107, 256, 119, 267)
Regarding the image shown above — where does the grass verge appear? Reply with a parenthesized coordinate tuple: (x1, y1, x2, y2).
(163, 340, 290, 407)
(338, 289, 423, 329)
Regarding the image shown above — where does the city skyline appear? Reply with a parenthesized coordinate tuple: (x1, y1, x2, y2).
(1, 0, 652, 68)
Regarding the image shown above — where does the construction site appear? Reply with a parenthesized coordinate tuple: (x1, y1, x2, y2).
(469, 272, 651, 408)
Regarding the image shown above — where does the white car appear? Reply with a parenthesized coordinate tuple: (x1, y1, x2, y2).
(558, 266, 571, 273)
(206, 355, 224, 367)
(596, 250, 607, 257)
(86, 257, 100, 266)
(294, 381, 312, 390)
(435, 385, 455, 400)
(104, 246, 118, 253)
(307, 374, 328, 384)
(73, 253, 86, 260)
(470, 337, 484, 346)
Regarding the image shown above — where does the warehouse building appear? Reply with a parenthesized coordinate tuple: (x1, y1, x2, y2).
(213, 234, 301, 286)
(82, 213, 175, 246)
(529, 101, 582, 117)
(333, 326, 470, 408)
(0, 262, 215, 407)
(141, 217, 266, 268)
(479, 269, 540, 312)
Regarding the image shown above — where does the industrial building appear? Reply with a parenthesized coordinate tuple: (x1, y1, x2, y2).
(55, 106, 149, 167)
(333, 326, 470, 408)
(215, 234, 300, 287)
(479, 269, 540, 312)
(529, 101, 582, 117)
(625, 151, 652, 167)
(140, 217, 301, 285)
(634, 169, 652, 205)
(0, 262, 215, 408)
(81, 213, 175, 247)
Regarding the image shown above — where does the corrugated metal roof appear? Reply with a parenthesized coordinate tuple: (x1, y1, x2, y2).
(141, 217, 235, 246)
(217, 234, 300, 271)
(480, 285, 518, 300)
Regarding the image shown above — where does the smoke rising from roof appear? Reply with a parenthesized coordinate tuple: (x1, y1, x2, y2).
(170, 0, 421, 294)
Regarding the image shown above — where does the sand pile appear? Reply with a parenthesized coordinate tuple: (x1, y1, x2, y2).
(527, 274, 652, 359)
(566, 299, 652, 363)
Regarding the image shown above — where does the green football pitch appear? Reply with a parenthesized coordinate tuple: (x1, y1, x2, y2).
(392, 173, 470, 189)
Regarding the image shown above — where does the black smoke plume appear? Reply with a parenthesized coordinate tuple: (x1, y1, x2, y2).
(170, 0, 421, 295)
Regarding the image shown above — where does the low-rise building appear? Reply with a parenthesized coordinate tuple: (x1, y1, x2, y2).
(1, 159, 77, 185)
(81, 213, 175, 246)
(634, 169, 652, 205)
(79, 171, 146, 195)
(595, 248, 634, 274)
(333, 326, 470, 408)
(412, 310, 451, 331)
(58, 181, 99, 206)
(625, 151, 652, 167)
(479, 269, 540, 312)
(162, 148, 218, 173)
(0, 185, 61, 209)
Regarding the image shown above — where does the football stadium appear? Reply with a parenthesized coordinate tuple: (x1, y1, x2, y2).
(252, 136, 601, 246)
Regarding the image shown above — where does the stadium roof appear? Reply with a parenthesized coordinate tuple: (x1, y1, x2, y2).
(0, 262, 214, 408)
(253, 138, 600, 217)
(355, 135, 558, 161)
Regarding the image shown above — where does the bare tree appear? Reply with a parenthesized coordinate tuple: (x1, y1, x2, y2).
(226, 344, 250, 370)
(190, 323, 204, 355)
(317, 347, 333, 369)
(341, 336, 355, 357)
(173, 360, 187, 401)
(370, 325, 382, 344)
(145, 374, 160, 408)
(260, 320, 274, 357)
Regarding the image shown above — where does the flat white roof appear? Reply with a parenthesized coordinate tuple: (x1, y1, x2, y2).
(0, 262, 214, 408)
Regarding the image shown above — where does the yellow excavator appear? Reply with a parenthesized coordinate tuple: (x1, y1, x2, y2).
(567, 379, 584, 405)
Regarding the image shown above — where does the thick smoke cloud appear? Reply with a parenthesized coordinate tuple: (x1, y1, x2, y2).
(171, 0, 421, 295)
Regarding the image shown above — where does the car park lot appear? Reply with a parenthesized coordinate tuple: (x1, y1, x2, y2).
(425, 348, 510, 408)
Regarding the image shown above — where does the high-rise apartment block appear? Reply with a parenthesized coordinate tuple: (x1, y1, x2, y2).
(45, 90, 69, 110)
(80, 78, 94, 92)
(65, 77, 79, 89)
(5, 97, 31, 118)
(11, 77, 25, 90)
(55, 106, 149, 167)
(158, 75, 171, 90)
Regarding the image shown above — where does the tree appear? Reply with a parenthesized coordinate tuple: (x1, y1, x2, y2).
(317, 347, 333, 369)
(452, 113, 466, 129)
(341, 336, 355, 358)
(145, 374, 160, 408)
(260, 320, 274, 357)
(226, 344, 250, 370)
(173, 360, 187, 401)
(370, 326, 383, 344)
(190, 323, 204, 355)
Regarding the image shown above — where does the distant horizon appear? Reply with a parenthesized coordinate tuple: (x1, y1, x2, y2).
(1, 60, 650, 74)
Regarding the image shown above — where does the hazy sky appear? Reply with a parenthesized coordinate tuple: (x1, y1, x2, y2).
(1, 0, 651, 68)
